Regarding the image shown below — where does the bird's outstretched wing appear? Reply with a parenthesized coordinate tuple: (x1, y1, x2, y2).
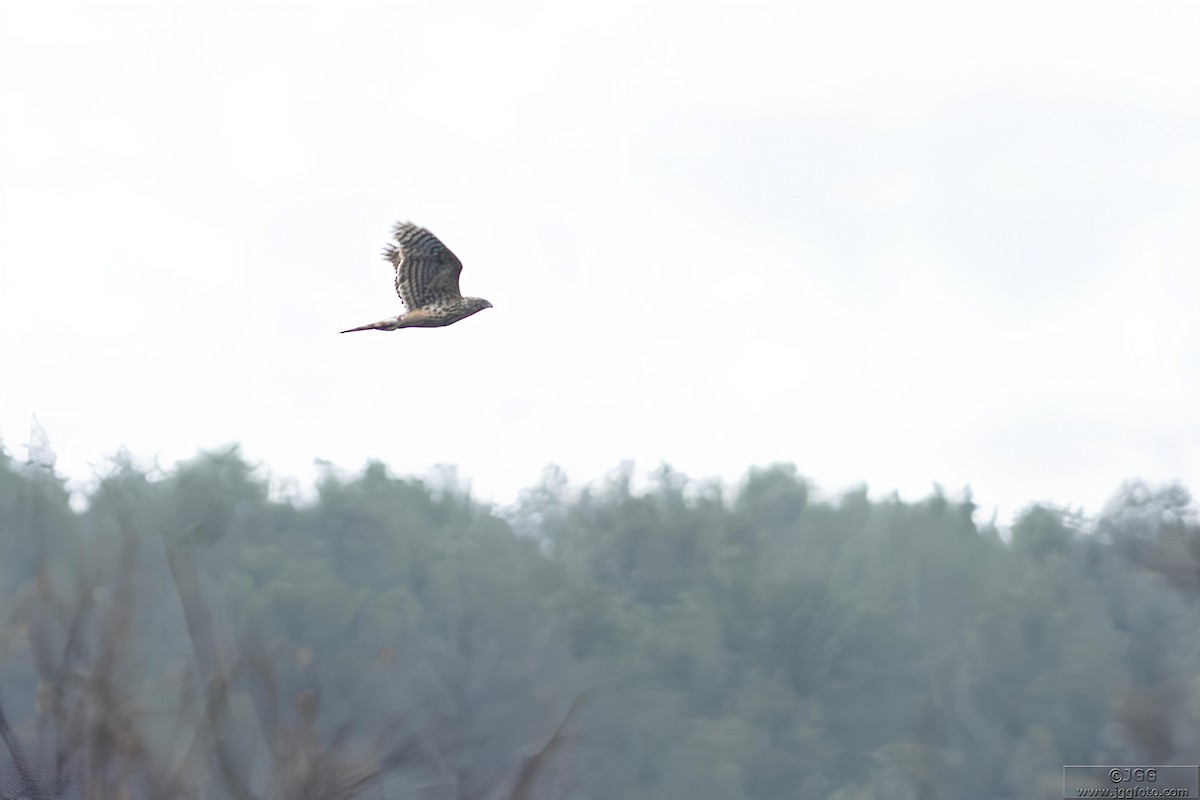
(382, 222, 464, 310)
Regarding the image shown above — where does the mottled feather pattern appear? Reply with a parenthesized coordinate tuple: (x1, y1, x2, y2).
(385, 222, 465, 309)
(341, 221, 492, 333)
(380, 243, 406, 307)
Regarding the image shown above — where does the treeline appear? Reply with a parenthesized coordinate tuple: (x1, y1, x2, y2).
(1, 444, 1199, 799)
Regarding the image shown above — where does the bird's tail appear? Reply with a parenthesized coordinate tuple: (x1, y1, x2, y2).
(339, 317, 400, 333)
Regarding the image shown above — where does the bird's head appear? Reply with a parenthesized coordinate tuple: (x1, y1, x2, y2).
(461, 297, 493, 318)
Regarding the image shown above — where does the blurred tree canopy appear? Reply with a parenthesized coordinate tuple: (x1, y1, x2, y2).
(1, 445, 1198, 799)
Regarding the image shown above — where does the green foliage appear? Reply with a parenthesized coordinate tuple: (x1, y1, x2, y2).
(2, 443, 1199, 799)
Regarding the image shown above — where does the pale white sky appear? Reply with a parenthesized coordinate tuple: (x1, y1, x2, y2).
(2, 0, 1198, 524)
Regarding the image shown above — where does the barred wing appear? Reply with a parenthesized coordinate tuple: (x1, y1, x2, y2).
(382, 222, 464, 309)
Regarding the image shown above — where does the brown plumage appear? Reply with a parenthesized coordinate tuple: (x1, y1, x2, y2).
(341, 222, 492, 333)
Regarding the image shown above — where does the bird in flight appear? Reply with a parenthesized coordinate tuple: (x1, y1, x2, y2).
(341, 222, 492, 333)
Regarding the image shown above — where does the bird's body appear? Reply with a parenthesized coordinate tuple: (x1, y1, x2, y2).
(341, 222, 492, 333)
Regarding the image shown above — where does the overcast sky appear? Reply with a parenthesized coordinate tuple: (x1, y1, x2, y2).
(2, 0, 1198, 523)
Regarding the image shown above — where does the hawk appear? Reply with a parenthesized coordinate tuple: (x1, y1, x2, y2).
(341, 222, 492, 333)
